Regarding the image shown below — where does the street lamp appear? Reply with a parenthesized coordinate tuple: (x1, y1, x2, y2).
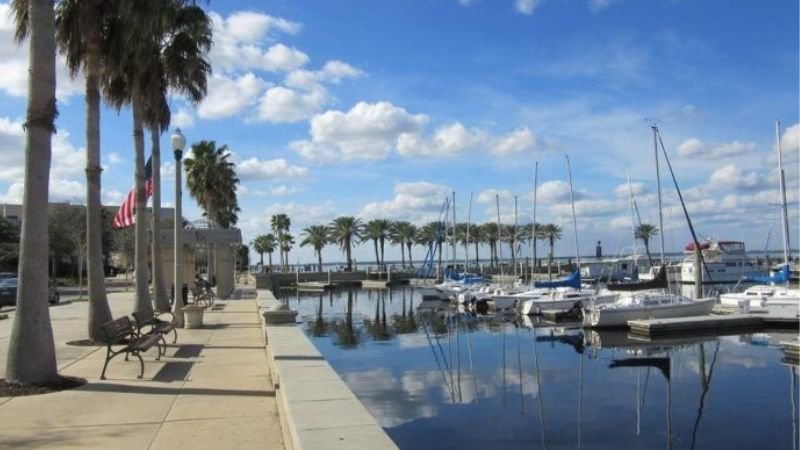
(171, 127, 186, 327)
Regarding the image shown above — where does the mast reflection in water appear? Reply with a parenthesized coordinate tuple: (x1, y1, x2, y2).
(282, 287, 799, 450)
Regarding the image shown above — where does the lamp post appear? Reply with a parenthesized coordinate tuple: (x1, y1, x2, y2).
(171, 127, 187, 327)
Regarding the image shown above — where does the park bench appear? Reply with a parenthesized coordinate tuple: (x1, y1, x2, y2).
(99, 316, 162, 380)
(132, 308, 178, 354)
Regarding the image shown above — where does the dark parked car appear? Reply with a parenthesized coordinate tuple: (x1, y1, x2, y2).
(0, 278, 60, 309)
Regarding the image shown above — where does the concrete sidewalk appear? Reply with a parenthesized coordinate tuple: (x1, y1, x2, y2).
(0, 291, 284, 450)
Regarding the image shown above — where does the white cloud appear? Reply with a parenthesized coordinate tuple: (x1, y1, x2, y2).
(397, 123, 487, 157)
(707, 164, 761, 190)
(237, 157, 309, 180)
(676, 137, 756, 159)
(291, 101, 429, 162)
(491, 126, 537, 156)
(360, 181, 451, 222)
(0, 3, 83, 100)
(257, 86, 328, 123)
(197, 73, 265, 119)
(285, 60, 364, 90)
(613, 181, 648, 197)
(589, 0, 618, 11)
(515, 0, 543, 15)
(208, 11, 307, 74)
(476, 189, 513, 204)
(536, 180, 586, 203)
(172, 108, 195, 129)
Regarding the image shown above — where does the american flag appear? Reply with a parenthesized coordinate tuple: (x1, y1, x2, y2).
(112, 157, 154, 229)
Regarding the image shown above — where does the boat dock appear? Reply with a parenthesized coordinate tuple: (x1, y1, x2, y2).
(362, 279, 409, 289)
(629, 313, 799, 337)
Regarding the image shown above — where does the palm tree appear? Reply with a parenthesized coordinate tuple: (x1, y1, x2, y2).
(482, 223, 500, 268)
(540, 223, 563, 280)
(503, 224, 528, 272)
(635, 223, 660, 266)
(270, 214, 290, 271)
(104, 0, 212, 312)
(263, 233, 277, 271)
(417, 222, 446, 272)
(54, 0, 115, 340)
(301, 225, 329, 272)
(469, 224, 484, 267)
(329, 216, 363, 271)
(391, 221, 416, 268)
(363, 219, 391, 269)
(184, 141, 240, 227)
(280, 233, 295, 269)
(251, 235, 270, 266)
(6, 0, 59, 384)
(530, 222, 543, 272)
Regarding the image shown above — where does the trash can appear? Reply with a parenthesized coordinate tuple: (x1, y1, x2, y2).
(182, 305, 205, 328)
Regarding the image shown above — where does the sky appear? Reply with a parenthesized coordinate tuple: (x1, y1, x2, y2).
(0, 0, 798, 266)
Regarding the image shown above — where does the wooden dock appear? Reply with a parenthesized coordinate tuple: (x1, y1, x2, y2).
(361, 279, 409, 289)
(294, 282, 338, 291)
(781, 340, 800, 360)
(629, 313, 799, 337)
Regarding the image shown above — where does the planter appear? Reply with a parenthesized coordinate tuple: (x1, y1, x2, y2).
(182, 305, 205, 329)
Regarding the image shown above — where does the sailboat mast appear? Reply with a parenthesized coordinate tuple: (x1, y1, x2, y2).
(452, 191, 457, 272)
(465, 192, 473, 272)
(496, 194, 504, 275)
(775, 121, 791, 269)
(514, 195, 519, 278)
(566, 155, 581, 267)
(532, 162, 539, 281)
(653, 126, 667, 265)
(627, 170, 638, 262)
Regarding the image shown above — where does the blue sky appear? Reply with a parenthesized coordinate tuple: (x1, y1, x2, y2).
(0, 0, 797, 265)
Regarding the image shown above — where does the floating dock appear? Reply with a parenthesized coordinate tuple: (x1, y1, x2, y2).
(361, 279, 409, 289)
(294, 281, 338, 291)
(629, 313, 798, 337)
(781, 340, 800, 362)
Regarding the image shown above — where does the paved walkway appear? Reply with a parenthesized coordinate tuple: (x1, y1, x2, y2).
(0, 290, 284, 450)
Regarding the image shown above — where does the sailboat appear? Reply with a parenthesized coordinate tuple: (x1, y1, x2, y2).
(585, 126, 716, 328)
(719, 121, 799, 312)
(518, 155, 618, 315)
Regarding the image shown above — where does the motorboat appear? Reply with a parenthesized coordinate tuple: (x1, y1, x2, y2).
(679, 240, 759, 285)
(585, 291, 715, 328)
(719, 284, 800, 309)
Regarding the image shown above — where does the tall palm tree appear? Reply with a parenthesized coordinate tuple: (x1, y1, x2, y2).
(540, 223, 563, 280)
(530, 222, 543, 272)
(300, 225, 329, 272)
(469, 224, 484, 267)
(6, 0, 59, 384)
(503, 224, 528, 271)
(279, 233, 295, 269)
(635, 223, 660, 267)
(263, 233, 277, 271)
(54, 0, 115, 340)
(363, 219, 391, 268)
(329, 216, 363, 271)
(252, 234, 270, 266)
(482, 222, 500, 268)
(184, 141, 240, 227)
(417, 221, 446, 272)
(270, 214, 290, 271)
(391, 221, 416, 268)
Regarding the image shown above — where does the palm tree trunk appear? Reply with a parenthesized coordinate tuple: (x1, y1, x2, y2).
(474, 241, 479, 267)
(268, 252, 272, 271)
(150, 128, 169, 312)
(84, 25, 112, 342)
(259, 252, 264, 265)
(643, 239, 653, 267)
(317, 249, 323, 272)
(406, 242, 413, 267)
(380, 238, 385, 268)
(373, 240, 379, 268)
(548, 237, 555, 281)
(346, 238, 352, 271)
(132, 97, 150, 312)
(6, 0, 59, 384)
(400, 242, 405, 268)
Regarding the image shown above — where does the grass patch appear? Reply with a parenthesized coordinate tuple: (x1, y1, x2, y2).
(0, 376, 87, 397)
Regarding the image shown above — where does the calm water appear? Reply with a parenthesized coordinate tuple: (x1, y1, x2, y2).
(280, 287, 799, 450)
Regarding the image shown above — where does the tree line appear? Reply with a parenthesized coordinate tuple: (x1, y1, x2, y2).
(253, 216, 662, 272)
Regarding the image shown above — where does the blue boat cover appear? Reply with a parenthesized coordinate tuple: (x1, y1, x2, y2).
(534, 270, 582, 289)
(444, 269, 486, 284)
(743, 264, 790, 284)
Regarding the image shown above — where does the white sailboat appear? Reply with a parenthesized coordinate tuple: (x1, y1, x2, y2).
(719, 121, 799, 312)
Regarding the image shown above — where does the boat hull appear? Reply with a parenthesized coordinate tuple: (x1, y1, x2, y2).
(588, 298, 715, 328)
